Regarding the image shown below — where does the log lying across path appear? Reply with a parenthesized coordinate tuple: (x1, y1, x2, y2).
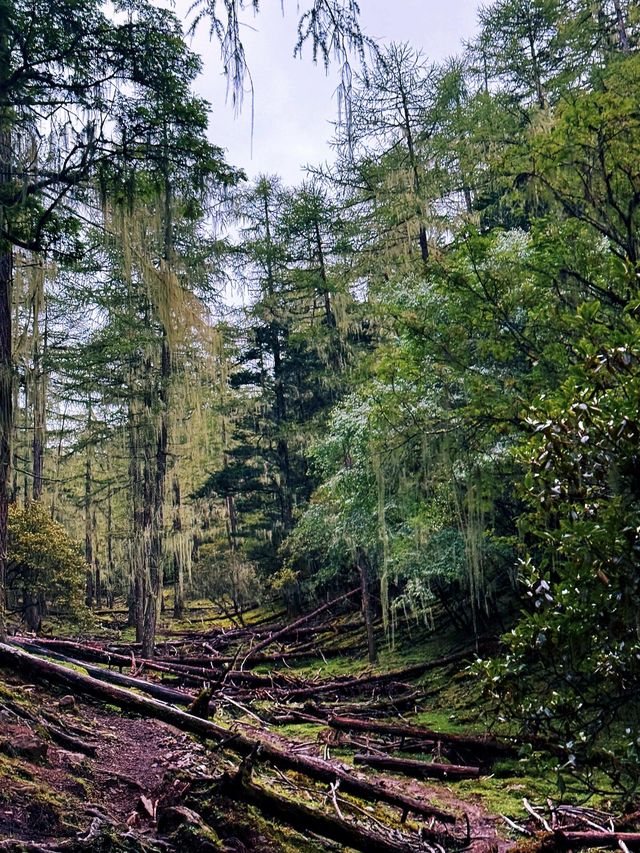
(0, 643, 457, 826)
(13, 637, 219, 681)
(14, 640, 196, 707)
(354, 754, 481, 781)
(13, 638, 304, 692)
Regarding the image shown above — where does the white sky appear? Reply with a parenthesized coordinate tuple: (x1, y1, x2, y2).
(178, 1, 481, 185)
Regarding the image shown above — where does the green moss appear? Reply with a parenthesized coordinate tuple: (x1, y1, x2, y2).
(170, 821, 225, 851)
(274, 722, 325, 741)
(450, 770, 554, 818)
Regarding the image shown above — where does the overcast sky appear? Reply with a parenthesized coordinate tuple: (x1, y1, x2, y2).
(177, 1, 481, 185)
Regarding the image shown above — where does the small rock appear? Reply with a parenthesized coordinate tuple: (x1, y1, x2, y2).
(0, 731, 48, 763)
(137, 794, 156, 820)
(157, 805, 204, 836)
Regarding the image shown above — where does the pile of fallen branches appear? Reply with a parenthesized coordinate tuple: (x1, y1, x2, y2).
(506, 799, 640, 851)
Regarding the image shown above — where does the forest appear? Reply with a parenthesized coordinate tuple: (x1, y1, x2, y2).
(0, 0, 640, 851)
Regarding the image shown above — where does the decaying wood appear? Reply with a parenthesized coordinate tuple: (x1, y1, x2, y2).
(219, 757, 444, 853)
(327, 713, 516, 759)
(354, 753, 481, 780)
(1, 698, 97, 756)
(15, 641, 196, 706)
(277, 646, 486, 700)
(240, 588, 360, 664)
(0, 643, 457, 825)
(543, 831, 640, 849)
(13, 637, 218, 682)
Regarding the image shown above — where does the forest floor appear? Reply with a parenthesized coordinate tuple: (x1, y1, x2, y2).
(0, 598, 633, 852)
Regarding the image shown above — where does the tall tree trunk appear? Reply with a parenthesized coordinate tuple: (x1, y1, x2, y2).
(0, 234, 11, 643)
(141, 163, 174, 656)
(31, 263, 45, 501)
(142, 335, 169, 658)
(313, 219, 336, 329)
(0, 42, 13, 638)
(105, 474, 114, 606)
(84, 412, 94, 608)
(262, 189, 293, 534)
(95, 557, 101, 609)
(611, 0, 630, 51)
(356, 547, 377, 665)
(401, 90, 429, 265)
(525, 11, 546, 109)
(172, 475, 185, 618)
(128, 410, 146, 639)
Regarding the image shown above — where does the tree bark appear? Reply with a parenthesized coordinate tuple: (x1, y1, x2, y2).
(0, 96, 12, 641)
(220, 762, 438, 853)
(172, 476, 185, 618)
(354, 754, 481, 780)
(31, 263, 45, 502)
(84, 412, 94, 609)
(356, 547, 377, 664)
(16, 640, 194, 705)
(327, 714, 517, 759)
(545, 831, 640, 850)
(611, 0, 630, 52)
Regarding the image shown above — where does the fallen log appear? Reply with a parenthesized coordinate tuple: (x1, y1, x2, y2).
(545, 831, 640, 850)
(301, 692, 421, 720)
(278, 647, 487, 700)
(328, 714, 517, 759)
(219, 763, 439, 853)
(241, 588, 360, 664)
(13, 637, 219, 684)
(153, 645, 318, 668)
(2, 698, 97, 756)
(0, 643, 456, 825)
(15, 641, 195, 707)
(354, 754, 481, 780)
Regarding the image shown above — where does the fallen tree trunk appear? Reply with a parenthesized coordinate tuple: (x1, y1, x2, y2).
(546, 831, 640, 850)
(354, 754, 481, 780)
(0, 643, 456, 825)
(302, 692, 421, 719)
(19, 640, 298, 696)
(13, 637, 219, 683)
(328, 714, 517, 759)
(15, 641, 195, 707)
(2, 698, 97, 756)
(219, 764, 440, 853)
(278, 647, 488, 700)
(241, 588, 360, 664)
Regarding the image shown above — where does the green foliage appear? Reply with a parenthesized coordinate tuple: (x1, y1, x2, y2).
(196, 540, 261, 615)
(480, 305, 640, 793)
(7, 502, 88, 623)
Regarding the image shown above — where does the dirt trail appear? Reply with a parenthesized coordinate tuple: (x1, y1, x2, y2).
(0, 674, 214, 846)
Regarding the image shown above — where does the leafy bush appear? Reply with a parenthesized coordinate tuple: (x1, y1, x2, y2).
(480, 303, 640, 795)
(7, 502, 89, 631)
